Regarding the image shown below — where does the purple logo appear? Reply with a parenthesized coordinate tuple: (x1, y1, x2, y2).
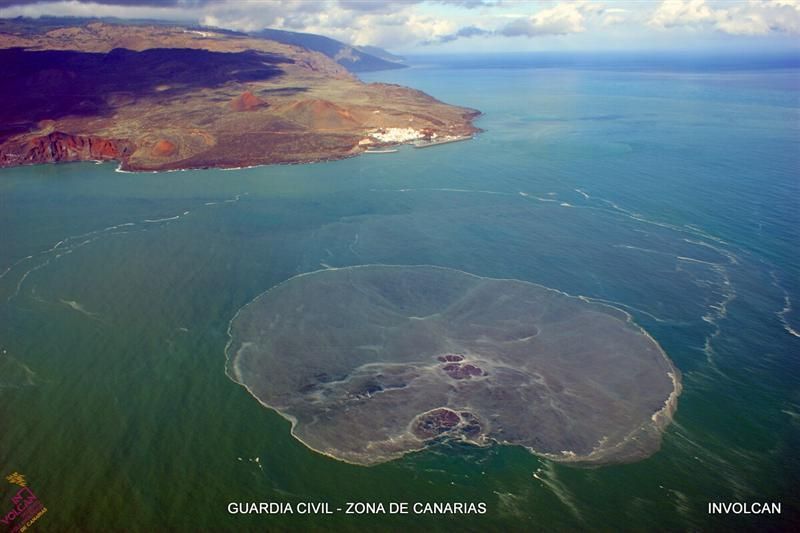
(1, 473, 47, 533)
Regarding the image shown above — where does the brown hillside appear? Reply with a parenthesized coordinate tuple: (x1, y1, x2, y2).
(151, 139, 177, 157)
(230, 91, 266, 112)
(277, 99, 361, 130)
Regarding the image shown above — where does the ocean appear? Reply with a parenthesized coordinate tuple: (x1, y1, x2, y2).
(1, 54, 798, 530)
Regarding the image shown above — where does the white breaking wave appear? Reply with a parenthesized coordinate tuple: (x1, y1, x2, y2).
(574, 188, 590, 200)
(778, 296, 800, 338)
(143, 215, 180, 223)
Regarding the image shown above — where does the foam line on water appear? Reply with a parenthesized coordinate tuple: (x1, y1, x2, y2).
(531, 463, 584, 523)
(369, 187, 515, 196)
(3, 191, 249, 302)
(492, 490, 527, 518)
(0, 351, 37, 389)
(613, 244, 676, 257)
(573, 188, 734, 250)
(8, 259, 51, 302)
(348, 232, 361, 258)
(613, 241, 736, 376)
(0, 255, 34, 280)
(668, 421, 760, 501)
(579, 296, 676, 324)
(143, 215, 180, 223)
(573, 189, 749, 378)
(770, 271, 800, 339)
(59, 299, 103, 322)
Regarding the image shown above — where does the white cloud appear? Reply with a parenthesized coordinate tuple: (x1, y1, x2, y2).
(501, 2, 588, 37)
(0, 0, 195, 20)
(748, 0, 800, 34)
(648, 0, 800, 35)
(0, 0, 797, 50)
(601, 7, 628, 26)
(648, 0, 715, 28)
(714, 9, 771, 35)
(602, 14, 625, 26)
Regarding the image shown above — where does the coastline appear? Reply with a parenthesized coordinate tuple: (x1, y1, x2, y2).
(3, 115, 482, 175)
(0, 19, 483, 176)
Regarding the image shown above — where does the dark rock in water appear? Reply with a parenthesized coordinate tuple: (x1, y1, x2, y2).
(413, 408, 462, 438)
(226, 265, 681, 466)
(441, 361, 485, 379)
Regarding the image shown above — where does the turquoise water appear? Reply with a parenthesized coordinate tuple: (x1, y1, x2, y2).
(1, 59, 798, 530)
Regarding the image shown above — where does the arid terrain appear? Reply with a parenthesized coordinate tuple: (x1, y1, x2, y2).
(0, 21, 479, 171)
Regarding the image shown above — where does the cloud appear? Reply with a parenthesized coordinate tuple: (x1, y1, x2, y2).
(648, 0, 715, 28)
(648, 0, 800, 35)
(0, 0, 201, 20)
(0, 0, 467, 47)
(336, 0, 419, 13)
(0, 0, 797, 50)
(424, 24, 491, 44)
(733, 0, 800, 34)
(337, 0, 495, 11)
(601, 14, 624, 26)
(0, 0, 212, 6)
(601, 7, 627, 27)
(439, 0, 497, 7)
(500, 2, 587, 37)
(715, 10, 771, 36)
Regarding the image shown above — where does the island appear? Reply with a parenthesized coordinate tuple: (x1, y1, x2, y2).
(226, 265, 681, 466)
(0, 20, 479, 172)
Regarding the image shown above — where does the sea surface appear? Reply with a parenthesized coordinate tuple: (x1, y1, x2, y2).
(1, 55, 798, 531)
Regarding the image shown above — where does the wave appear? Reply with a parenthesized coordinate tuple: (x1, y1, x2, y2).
(779, 296, 800, 338)
(574, 188, 590, 200)
(223, 192, 249, 203)
(143, 215, 180, 223)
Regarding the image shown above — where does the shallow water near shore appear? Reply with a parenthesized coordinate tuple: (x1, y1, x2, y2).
(1, 58, 798, 530)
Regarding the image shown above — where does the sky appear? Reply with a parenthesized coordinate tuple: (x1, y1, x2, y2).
(0, 0, 798, 54)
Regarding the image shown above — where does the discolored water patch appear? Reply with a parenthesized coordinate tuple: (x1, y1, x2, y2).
(226, 265, 680, 466)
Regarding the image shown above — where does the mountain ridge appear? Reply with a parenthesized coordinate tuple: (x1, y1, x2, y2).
(0, 16, 406, 73)
(250, 27, 406, 73)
